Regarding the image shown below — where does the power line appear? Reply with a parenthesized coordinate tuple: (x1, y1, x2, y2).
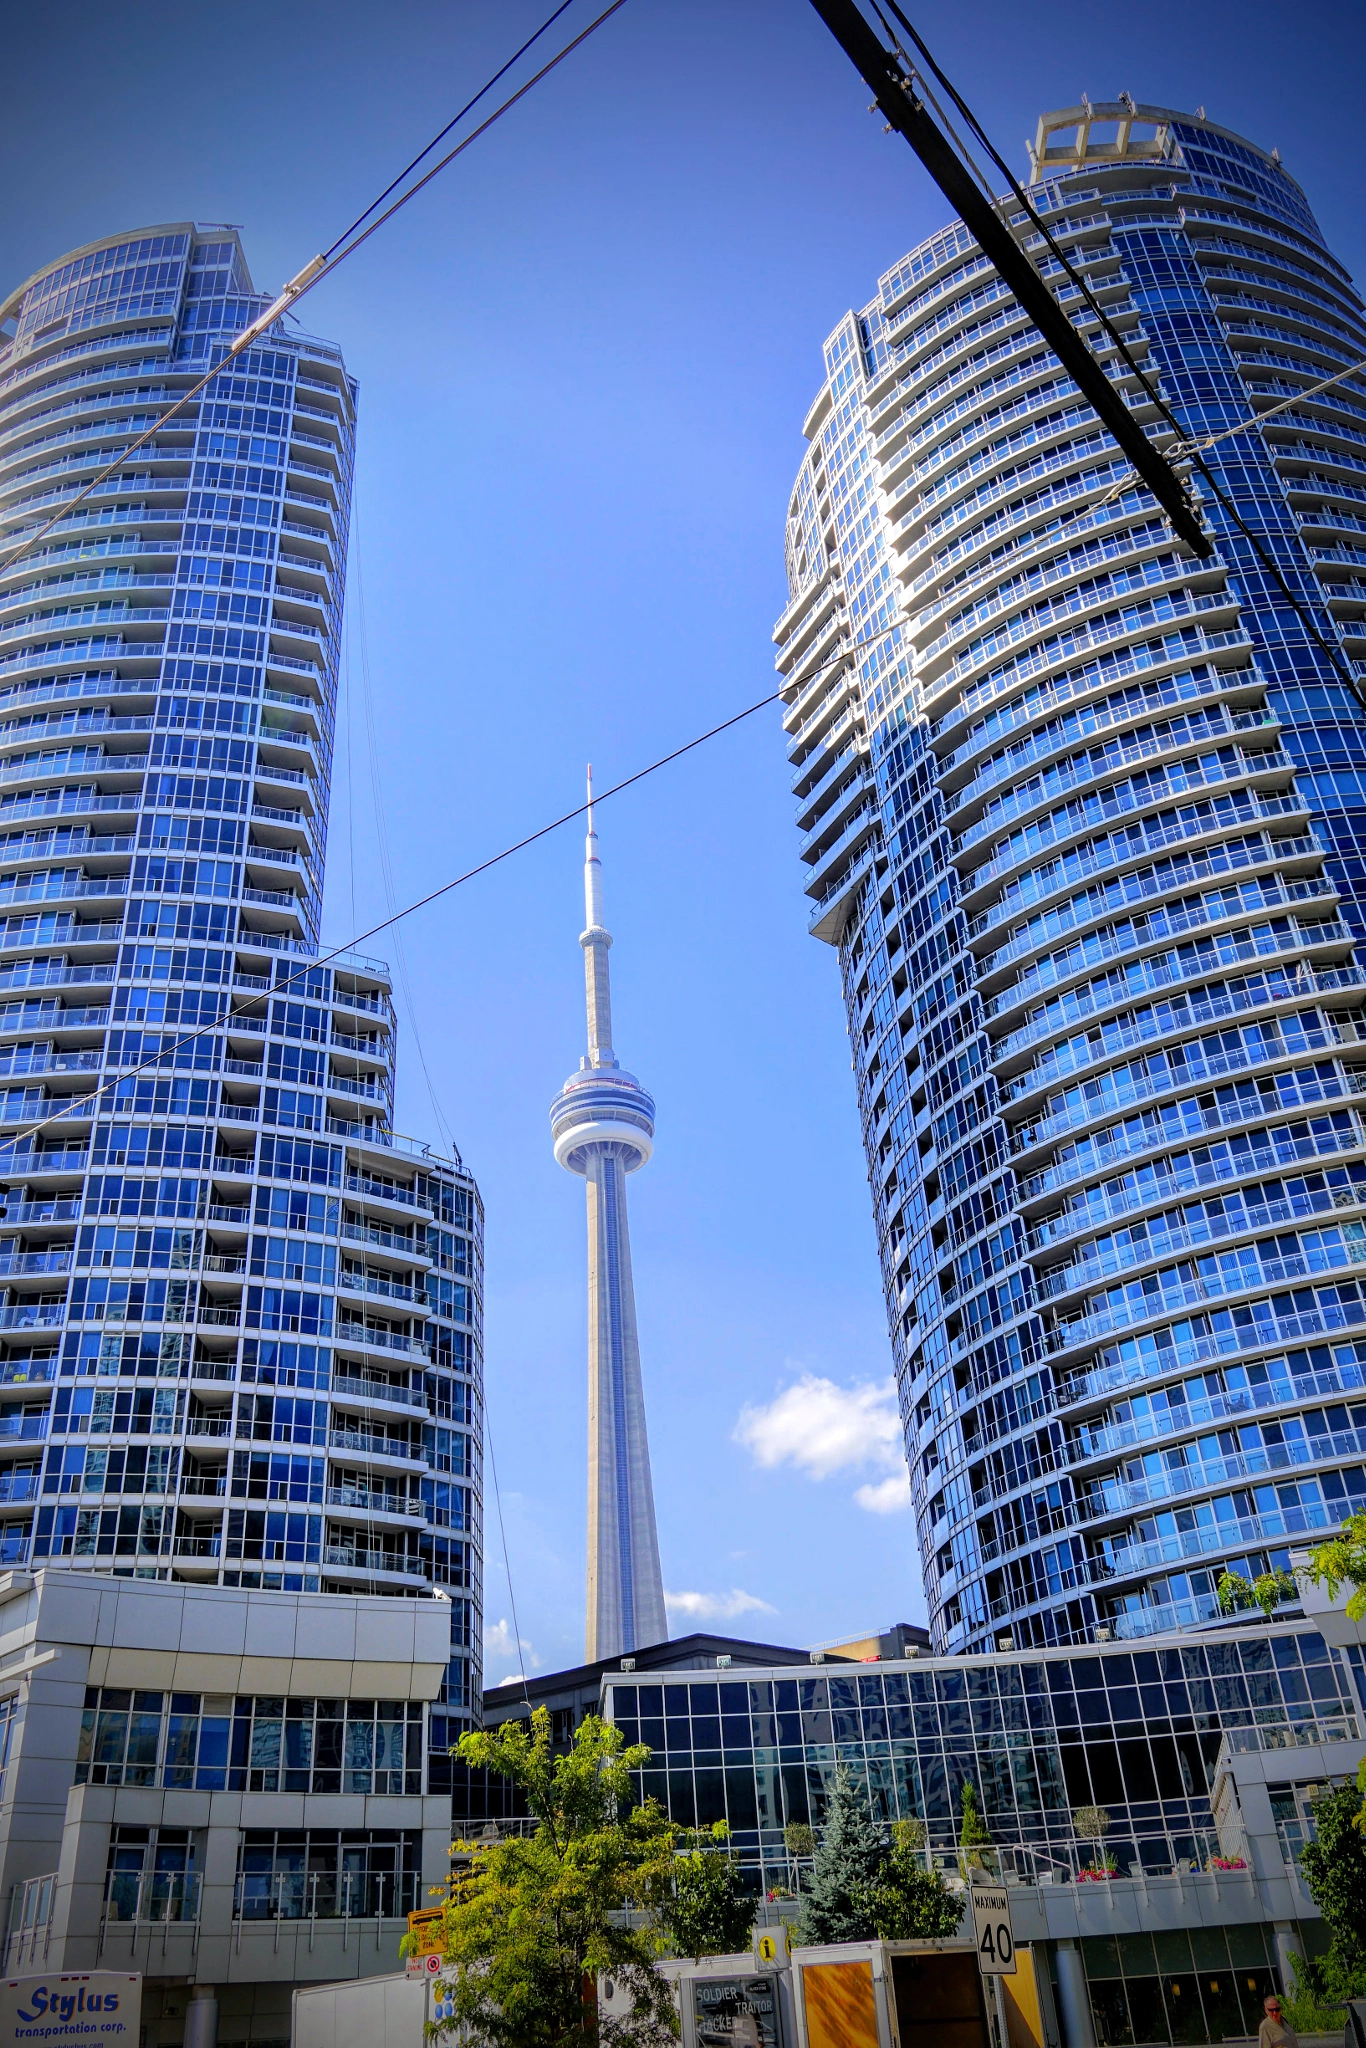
(484, 1416, 534, 1713)
(321, 0, 581, 260)
(872, 0, 1364, 701)
(0, 0, 629, 578)
(0, 686, 782, 1158)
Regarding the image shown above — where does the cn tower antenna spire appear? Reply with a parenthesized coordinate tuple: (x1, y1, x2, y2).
(550, 782, 667, 1662)
(581, 763, 615, 1070)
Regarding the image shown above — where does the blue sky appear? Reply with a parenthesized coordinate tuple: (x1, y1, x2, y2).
(3, 0, 1364, 1679)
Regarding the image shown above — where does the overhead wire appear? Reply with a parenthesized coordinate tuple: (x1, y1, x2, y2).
(0, 686, 783, 1158)
(484, 1417, 533, 1712)
(874, 0, 1365, 700)
(0, 0, 630, 578)
(346, 506, 462, 1165)
(320, 0, 580, 260)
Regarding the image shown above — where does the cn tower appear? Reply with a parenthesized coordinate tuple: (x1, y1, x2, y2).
(550, 775, 668, 1662)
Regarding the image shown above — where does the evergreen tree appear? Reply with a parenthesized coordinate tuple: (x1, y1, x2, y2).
(958, 1781, 994, 1877)
(797, 1767, 887, 1946)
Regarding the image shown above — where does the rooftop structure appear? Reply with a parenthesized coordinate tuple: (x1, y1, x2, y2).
(549, 777, 666, 1662)
(775, 108, 1366, 1655)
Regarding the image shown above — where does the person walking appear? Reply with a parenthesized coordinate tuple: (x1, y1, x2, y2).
(1258, 1992, 1299, 2048)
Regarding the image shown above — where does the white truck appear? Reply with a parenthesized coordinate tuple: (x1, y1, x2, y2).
(291, 1969, 432, 2048)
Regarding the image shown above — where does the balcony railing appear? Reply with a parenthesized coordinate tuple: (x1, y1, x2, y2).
(233, 1870, 416, 1922)
(322, 1545, 426, 1578)
(326, 1484, 423, 1517)
(330, 1373, 426, 1411)
(102, 1870, 201, 1929)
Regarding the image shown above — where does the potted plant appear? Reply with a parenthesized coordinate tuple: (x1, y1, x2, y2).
(1074, 1805, 1117, 1879)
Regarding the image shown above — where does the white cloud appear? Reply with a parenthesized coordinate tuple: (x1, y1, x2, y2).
(665, 1587, 778, 1623)
(855, 1473, 914, 1515)
(484, 1616, 540, 1678)
(734, 1373, 910, 1514)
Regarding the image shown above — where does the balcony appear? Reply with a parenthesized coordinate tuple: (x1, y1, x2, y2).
(1030, 1160, 1364, 1256)
(0, 1251, 71, 1278)
(991, 932, 1357, 1067)
(343, 1172, 424, 1212)
(339, 1269, 417, 1305)
(944, 651, 1257, 808)
(330, 1372, 426, 1413)
(1041, 1187, 1366, 1303)
(1053, 1229, 1366, 1350)
(0, 1415, 47, 1440)
(956, 713, 1283, 854)
(973, 827, 1324, 958)
(984, 876, 1337, 1014)
(327, 1427, 423, 1463)
(322, 1545, 426, 1579)
(1002, 1000, 1351, 1112)
(101, 1870, 201, 1929)
(325, 1484, 423, 1517)
(961, 782, 1306, 904)
(1011, 1052, 1359, 1158)
(335, 1321, 430, 1362)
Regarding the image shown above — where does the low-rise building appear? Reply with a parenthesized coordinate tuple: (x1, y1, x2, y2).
(481, 1615, 1366, 2047)
(0, 1567, 452, 2047)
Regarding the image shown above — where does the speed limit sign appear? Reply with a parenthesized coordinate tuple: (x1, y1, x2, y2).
(969, 1884, 1017, 1976)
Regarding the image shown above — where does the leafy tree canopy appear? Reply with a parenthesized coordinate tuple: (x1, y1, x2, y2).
(641, 1823, 755, 1962)
(1297, 1769, 1366, 2001)
(868, 1849, 963, 1942)
(1303, 1513, 1366, 1620)
(432, 1708, 679, 2047)
(1217, 1567, 1298, 1620)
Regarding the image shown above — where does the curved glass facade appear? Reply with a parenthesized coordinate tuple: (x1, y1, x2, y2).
(776, 106, 1366, 1655)
(0, 225, 483, 1746)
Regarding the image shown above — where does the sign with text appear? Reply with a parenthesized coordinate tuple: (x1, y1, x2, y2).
(969, 1885, 1017, 1977)
(693, 1975, 783, 2048)
(0, 1973, 140, 2046)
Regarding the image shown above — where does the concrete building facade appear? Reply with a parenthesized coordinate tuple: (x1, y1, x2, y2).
(0, 1568, 451, 2047)
(775, 105, 1366, 1656)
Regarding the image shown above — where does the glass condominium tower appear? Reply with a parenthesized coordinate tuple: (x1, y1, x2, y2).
(0, 225, 484, 1755)
(776, 106, 1366, 1657)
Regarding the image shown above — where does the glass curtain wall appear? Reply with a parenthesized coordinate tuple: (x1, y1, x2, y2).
(0, 227, 484, 1753)
(776, 106, 1366, 1654)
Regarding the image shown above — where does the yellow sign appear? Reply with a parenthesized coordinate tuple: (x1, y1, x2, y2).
(407, 1907, 444, 1957)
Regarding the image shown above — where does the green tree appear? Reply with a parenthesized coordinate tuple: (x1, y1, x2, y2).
(868, 1848, 962, 1941)
(1297, 1770, 1366, 2000)
(1303, 1512, 1366, 1620)
(958, 1782, 994, 1877)
(1217, 1567, 1298, 1619)
(432, 1707, 679, 2047)
(645, 1823, 755, 1961)
(797, 1766, 886, 1945)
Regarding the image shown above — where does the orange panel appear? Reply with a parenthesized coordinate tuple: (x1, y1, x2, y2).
(802, 1960, 881, 2048)
(1004, 1950, 1045, 2048)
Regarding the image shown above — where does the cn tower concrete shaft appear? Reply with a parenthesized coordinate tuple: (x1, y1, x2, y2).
(549, 776, 667, 1662)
